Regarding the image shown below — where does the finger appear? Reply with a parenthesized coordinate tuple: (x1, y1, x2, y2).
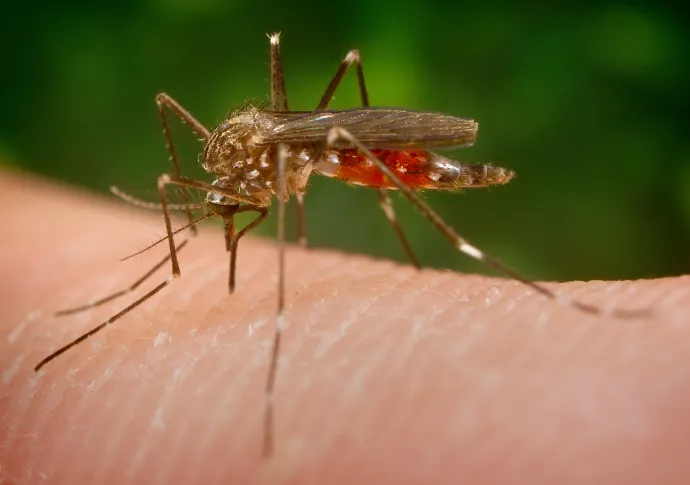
(1, 170, 689, 485)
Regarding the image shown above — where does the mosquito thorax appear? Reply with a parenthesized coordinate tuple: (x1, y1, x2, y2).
(201, 106, 286, 206)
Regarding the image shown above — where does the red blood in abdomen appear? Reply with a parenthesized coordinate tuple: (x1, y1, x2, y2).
(336, 149, 433, 188)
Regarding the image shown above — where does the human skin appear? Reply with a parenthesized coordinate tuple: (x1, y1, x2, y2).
(1, 169, 689, 484)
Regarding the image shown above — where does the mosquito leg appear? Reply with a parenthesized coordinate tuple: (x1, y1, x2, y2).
(377, 190, 421, 269)
(221, 211, 238, 292)
(156, 93, 211, 236)
(40, 174, 254, 372)
(289, 49, 369, 248)
(220, 205, 269, 293)
(262, 143, 289, 459)
(157, 174, 266, 278)
(268, 33, 289, 112)
(277, 45, 365, 248)
(316, 49, 368, 110)
(227, 206, 269, 293)
(268, 32, 306, 251)
(374, 188, 421, 267)
(155, 93, 210, 139)
(55, 191, 214, 316)
(326, 126, 644, 319)
(317, 50, 421, 267)
(55, 204, 213, 315)
(289, 49, 367, 249)
(35, 240, 188, 372)
(294, 159, 314, 248)
(295, 193, 307, 247)
(55, 240, 191, 316)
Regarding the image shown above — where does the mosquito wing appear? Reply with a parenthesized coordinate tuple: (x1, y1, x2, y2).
(257, 108, 478, 149)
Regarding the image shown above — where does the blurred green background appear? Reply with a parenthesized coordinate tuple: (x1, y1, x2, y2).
(2, 1, 689, 281)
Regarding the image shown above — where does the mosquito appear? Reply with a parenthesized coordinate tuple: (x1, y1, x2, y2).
(35, 32, 643, 458)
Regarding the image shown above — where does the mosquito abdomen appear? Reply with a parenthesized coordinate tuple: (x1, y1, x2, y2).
(429, 154, 515, 189)
(314, 148, 514, 190)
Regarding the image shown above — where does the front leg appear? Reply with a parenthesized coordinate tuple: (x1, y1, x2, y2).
(155, 93, 210, 236)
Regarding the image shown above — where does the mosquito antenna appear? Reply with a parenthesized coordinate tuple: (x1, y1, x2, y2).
(110, 186, 206, 211)
(120, 212, 216, 262)
(327, 127, 648, 320)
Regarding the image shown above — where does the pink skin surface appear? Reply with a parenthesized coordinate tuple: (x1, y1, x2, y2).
(1, 170, 690, 485)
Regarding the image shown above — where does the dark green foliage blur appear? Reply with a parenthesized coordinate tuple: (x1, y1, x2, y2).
(2, 1, 689, 281)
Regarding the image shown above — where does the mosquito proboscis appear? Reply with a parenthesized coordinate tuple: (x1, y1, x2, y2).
(35, 32, 646, 459)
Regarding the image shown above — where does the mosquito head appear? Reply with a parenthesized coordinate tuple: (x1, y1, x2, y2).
(203, 105, 273, 177)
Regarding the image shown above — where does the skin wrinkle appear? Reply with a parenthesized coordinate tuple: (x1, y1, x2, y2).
(307, 266, 399, 359)
(380, 277, 434, 366)
(20, 382, 64, 477)
(335, 265, 412, 329)
(74, 386, 116, 480)
(233, 250, 322, 331)
(150, 410, 186, 485)
(165, 256, 216, 308)
(661, 283, 689, 308)
(324, 274, 482, 463)
(333, 335, 399, 448)
(416, 274, 475, 327)
(197, 341, 255, 418)
(184, 364, 236, 484)
(91, 376, 142, 483)
(422, 280, 481, 366)
(31, 387, 72, 482)
(138, 380, 177, 476)
(7, 310, 40, 346)
(172, 388, 205, 485)
(125, 364, 186, 477)
(163, 363, 210, 485)
(432, 271, 477, 301)
(62, 367, 107, 466)
(67, 366, 121, 480)
(198, 244, 316, 332)
(58, 392, 99, 484)
(343, 277, 423, 374)
(295, 255, 374, 310)
(273, 268, 429, 462)
(300, 262, 398, 329)
(102, 385, 144, 483)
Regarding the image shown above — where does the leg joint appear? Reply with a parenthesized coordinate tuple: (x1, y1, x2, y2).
(344, 49, 361, 65)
